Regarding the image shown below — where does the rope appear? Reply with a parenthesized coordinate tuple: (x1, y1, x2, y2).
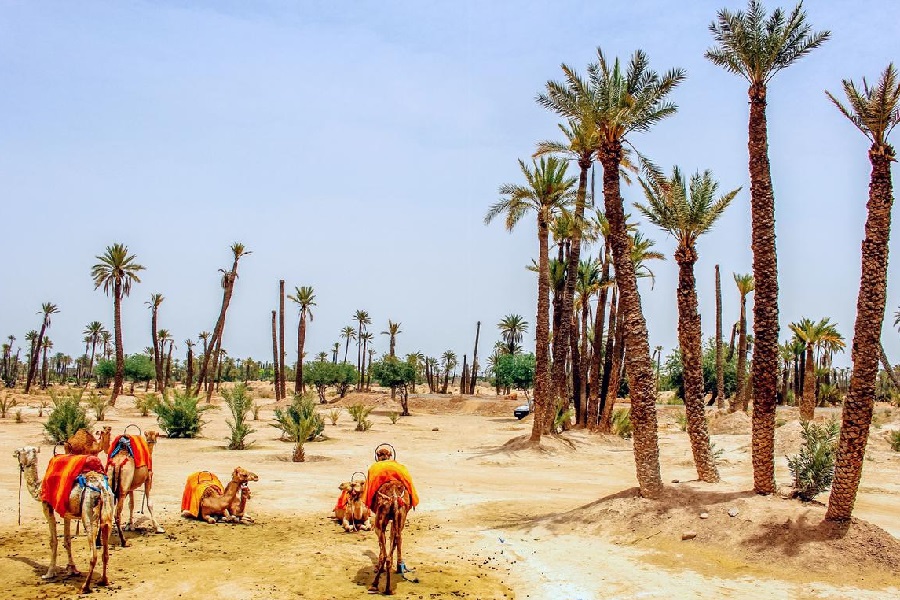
(18, 463, 23, 526)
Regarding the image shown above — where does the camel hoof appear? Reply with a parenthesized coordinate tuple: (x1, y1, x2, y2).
(66, 566, 82, 577)
(155, 527, 165, 534)
(98, 577, 109, 587)
(42, 572, 57, 580)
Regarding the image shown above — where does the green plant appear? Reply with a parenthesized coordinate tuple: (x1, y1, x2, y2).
(347, 403, 374, 432)
(15, 409, 23, 423)
(86, 393, 109, 421)
(775, 418, 787, 428)
(136, 393, 159, 417)
(153, 389, 212, 438)
(0, 392, 16, 418)
(784, 389, 796, 406)
(666, 395, 685, 406)
(388, 411, 400, 424)
(710, 441, 725, 461)
(787, 420, 840, 501)
(223, 383, 255, 450)
(44, 390, 91, 443)
(271, 394, 323, 462)
(612, 408, 633, 439)
(553, 404, 574, 433)
(871, 412, 884, 430)
(252, 402, 262, 420)
(675, 412, 688, 432)
(327, 408, 341, 425)
(38, 400, 48, 418)
(888, 430, 900, 452)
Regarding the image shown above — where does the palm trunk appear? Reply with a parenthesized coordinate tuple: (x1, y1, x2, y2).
(568, 311, 581, 428)
(733, 295, 748, 412)
(279, 280, 287, 398)
(194, 254, 243, 397)
(800, 343, 816, 420)
(186, 346, 194, 390)
(208, 337, 222, 400)
(271, 310, 281, 401)
(587, 250, 610, 429)
(598, 287, 618, 431)
(877, 342, 900, 392)
(600, 300, 626, 432)
(715, 265, 725, 409)
(600, 143, 662, 497)
(165, 341, 173, 389)
(827, 145, 893, 521)
(530, 210, 552, 443)
(151, 309, 162, 391)
(676, 250, 719, 482)
(577, 297, 590, 425)
(112, 281, 124, 405)
(296, 314, 306, 394)
(25, 324, 48, 393)
(470, 321, 481, 394)
(747, 82, 779, 495)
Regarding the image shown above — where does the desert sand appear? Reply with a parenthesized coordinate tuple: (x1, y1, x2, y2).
(1, 386, 899, 599)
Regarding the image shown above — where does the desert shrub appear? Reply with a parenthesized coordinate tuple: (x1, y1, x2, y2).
(666, 395, 685, 406)
(775, 418, 787, 428)
(388, 411, 400, 424)
(553, 404, 574, 433)
(347, 403, 374, 432)
(675, 412, 688, 432)
(38, 399, 49, 417)
(252, 402, 262, 420)
(888, 430, 900, 452)
(86, 393, 109, 421)
(135, 393, 159, 417)
(223, 383, 255, 450)
(271, 394, 323, 462)
(15, 409, 23, 423)
(784, 389, 796, 406)
(612, 408, 632, 439)
(153, 389, 211, 438)
(787, 420, 840, 501)
(0, 392, 16, 418)
(327, 408, 341, 425)
(44, 390, 91, 443)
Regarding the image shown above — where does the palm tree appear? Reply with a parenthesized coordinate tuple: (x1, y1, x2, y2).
(359, 331, 374, 389)
(316, 351, 328, 362)
(83, 321, 105, 387)
(157, 329, 172, 390)
(184, 338, 195, 389)
(707, 0, 829, 495)
(440, 350, 458, 394)
(331, 342, 340, 364)
(825, 64, 900, 521)
(486, 157, 576, 442)
(40, 337, 53, 388)
(789, 317, 823, 420)
(92, 243, 144, 405)
(340, 326, 357, 364)
(288, 286, 316, 393)
(636, 166, 739, 483)
(733, 273, 755, 413)
(25, 302, 59, 393)
(496, 314, 529, 356)
(101, 330, 112, 360)
(353, 310, 371, 390)
(715, 265, 725, 408)
(381, 320, 402, 357)
(146, 293, 165, 391)
(194, 242, 250, 401)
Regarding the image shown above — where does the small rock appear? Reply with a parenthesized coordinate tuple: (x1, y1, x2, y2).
(699, 512, 709, 519)
(681, 531, 697, 540)
(432, 427, 439, 431)
(779, 487, 796, 499)
(728, 508, 739, 518)
(671, 479, 680, 484)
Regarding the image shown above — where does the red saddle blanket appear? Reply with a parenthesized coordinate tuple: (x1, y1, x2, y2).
(40, 454, 105, 516)
(181, 471, 224, 518)
(364, 460, 419, 510)
(107, 435, 152, 470)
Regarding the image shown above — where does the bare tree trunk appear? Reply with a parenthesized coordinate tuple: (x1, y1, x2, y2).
(715, 265, 725, 409)
(271, 310, 281, 401)
(587, 249, 610, 429)
(279, 280, 287, 399)
(470, 321, 481, 394)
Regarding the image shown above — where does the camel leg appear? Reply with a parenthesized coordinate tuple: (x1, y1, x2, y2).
(98, 522, 110, 587)
(126, 491, 135, 530)
(80, 511, 97, 593)
(144, 474, 165, 533)
(62, 518, 80, 577)
(394, 512, 406, 573)
(42, 503, 59, 579)
(114, 492, 128, 547)
(369, 519, 387, 593)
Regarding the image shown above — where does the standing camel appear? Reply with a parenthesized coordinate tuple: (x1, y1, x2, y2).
(106, 431, 163, 545)
(14, 446, 113, 594)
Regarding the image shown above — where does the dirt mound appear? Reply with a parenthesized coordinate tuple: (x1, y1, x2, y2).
(708, 409, 752, 434)
(324, 391, 517, 417)
(775, 420, 805, 457)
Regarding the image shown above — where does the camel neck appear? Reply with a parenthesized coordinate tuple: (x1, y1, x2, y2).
(221, 480, 241, 500)
(22, 462, 42, 501)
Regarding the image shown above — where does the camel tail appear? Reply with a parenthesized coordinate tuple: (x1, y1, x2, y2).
(109, 463, 121, 500)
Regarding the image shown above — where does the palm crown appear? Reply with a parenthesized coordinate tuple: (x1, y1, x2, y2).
(826, 64, 900, 151)
(92, 243, 144, 296)
(288, 286, 317, 320)
(485, 157, 576, 229)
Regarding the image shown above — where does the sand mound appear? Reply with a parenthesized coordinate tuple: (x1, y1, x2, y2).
(708, 409, 752, 434)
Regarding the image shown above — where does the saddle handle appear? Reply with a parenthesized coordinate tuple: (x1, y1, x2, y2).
(124, 423, 142, 437)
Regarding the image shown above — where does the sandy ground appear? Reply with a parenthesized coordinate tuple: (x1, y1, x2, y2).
(1, 386, 899, 599)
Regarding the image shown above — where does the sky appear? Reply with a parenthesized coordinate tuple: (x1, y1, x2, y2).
(1, 0, 899, 370)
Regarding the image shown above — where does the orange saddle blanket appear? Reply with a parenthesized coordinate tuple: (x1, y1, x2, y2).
(364, 460, 419, 510)
(107, 434, 152, 471)
(181, 471, 224, 518)
(40, 454, 105, 517)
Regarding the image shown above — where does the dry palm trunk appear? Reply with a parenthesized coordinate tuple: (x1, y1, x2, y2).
(827, 145, 893, 520)
(549, 241, 567, 419)
(799, 343, 816, 420)
(111, 280, 124, 405)
(279, 280, 286, 399)
(460, 355, 468, 395)
(715, 265, 725, 409)
(470, 321, 481, 394)
(530, 210, 553, 443)
(587, 251, 611, 429)
(733, 293, 748, 413)
(747, 82, 780, 495)
(185, 345, 194, 389)
(296, 313, 307, 394)
(600, 301, 626, 432)
(600, 141, 662, 497)
(165, 341, 173, 389)
(195, 258, 243, 399)
(271, 310, 281, 401)
(209, 337, 223, 400)
(597, 287, 618, 431)
(577, 299, 591, 425)
(568, 312, 581, 429)
(151, 306, 162, 392)
(676, 247, 719, 482)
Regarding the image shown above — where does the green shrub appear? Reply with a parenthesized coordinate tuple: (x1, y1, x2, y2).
(348, 403, 374, 432)
(0, 392, 16, 418)
(252, 402, 262, 420)
(888, 430, 900, 452)
(86, 393, 109, 421)
(388, 411, 400, 424)
(666, 395, 685, 406)
(787, 420, 840, 501)
(223, 383, 255, 450)
(153, 389, 211, 438)
(553, 404, 574, 433)
(271, 394, 323, 462)
(675, 412, 688, 432)
(136, 393, 159, 417)
(44, 390, 91, 444)
(775, 418, 787, 428)
(327, 408, 341, 426)
(612, 408, 632, 439)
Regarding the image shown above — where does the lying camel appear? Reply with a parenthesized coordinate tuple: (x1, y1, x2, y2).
(333, 478, 371, 532)
(184, 467, 258, 524)
(64, 426, 112, 456)
(369, 480, 410, 595)
(14, 446, 113, 594)
(107, 431, 163, 545)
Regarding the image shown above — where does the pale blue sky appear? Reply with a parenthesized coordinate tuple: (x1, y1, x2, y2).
(2, 1, 898, 369)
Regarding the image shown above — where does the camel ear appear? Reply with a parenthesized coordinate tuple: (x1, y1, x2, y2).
(339, 482, 350, 490)
(35, 447, 40, 454)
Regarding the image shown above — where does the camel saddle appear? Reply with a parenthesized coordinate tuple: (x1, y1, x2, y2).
(181, 471, 224, 518)
(40, 454, 105, 516)
(107, 434, 152, 471)
(364, 460, 419, 510)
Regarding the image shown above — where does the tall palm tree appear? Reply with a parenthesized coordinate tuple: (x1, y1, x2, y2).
(101, 330, 112, 360)
(486, 157, 576, 442)
(184, 338, 195, 390)
(359, 331, 374, 389)
(440, 350, 458, 394)
(83, 321, 105, 387)
(340, 326, 357, 364)
(25, 302, 59, 393)
(194, 242, 250, 401)
(707, 0, 829, 495)
(636, 166, 739, 483)
(157, 329, 172, 390)
(288, 285, 316, 393)
(789, 317, 823, 420)
(826, 64, 900, 521)
(146, 293, 165, 392)
(331, 342, 340, 364)
(733, 273, 755, 413)
(496, 314, 529, 356)
(381, 320, 402, 357)
(92, 243, 144, 405)
(538, 47, 684, 497)
(353, 310, 371, 390)
(40, 337, 53, 388)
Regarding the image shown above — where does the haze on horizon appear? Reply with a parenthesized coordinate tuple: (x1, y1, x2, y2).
(2, 0, 899, 370)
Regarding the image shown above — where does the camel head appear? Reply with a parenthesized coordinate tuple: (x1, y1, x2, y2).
(145, 430, 160, 445)
(339, 479, 366, 500)
(375, 446, 394, 462)
(96, 426, 112, 450)
(231, 467, 259, 485)
(14, 446, 39, 470)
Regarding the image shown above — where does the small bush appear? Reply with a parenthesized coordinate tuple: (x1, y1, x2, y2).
(86, 393, 109, 421)
(553, 405, 574, 433)
(612, 408, 632, 439)
(666, 395, 684, 406)
(787, 420, 840, 501)
(15, 409, 23, 423)
(327, 408, 341, 425)
(223, 383, 255, 450)
(388, 411, 400, 425)
(888, 430, 900, 452)
(153, 389, 212, 438)
(271, 394, 323, 462)
(785, 389, 796, 406)
(135, 393, 159, 417)
(775, 418, 787, 428)
(0, 392, 16, 418)
(44, 391, 91, 443)
(252, 402, 262, 421)
(675, 412, 688, 432)
(348, 403, 375, 432)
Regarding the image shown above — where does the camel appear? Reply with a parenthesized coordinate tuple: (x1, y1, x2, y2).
(13, 446, 113, 594)
(63, 426, 112, 456)
(334, 478, 372, 532)
(106, 431, 163, 545)
(369, 480, 411, 595)
(183, 467, 258, 524)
